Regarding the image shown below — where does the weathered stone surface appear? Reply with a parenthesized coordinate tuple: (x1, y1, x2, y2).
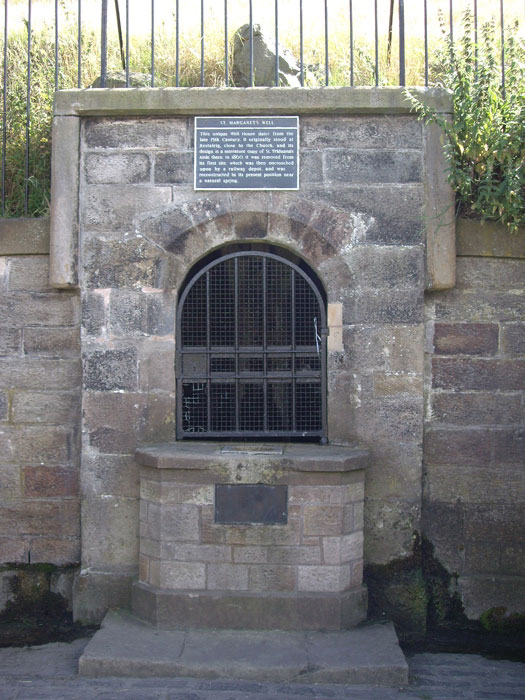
(345, 289, 423, 325)
(83, 185, 172, 231)
(432, 289, 524, 322)
(297, 565, 350, 593)
(26, 537, 80, 565)
(341, 325, 424, 374)
(11, 391, 79, 424)
(7, 255, 50, 291)
(0, 218, 50, 255)
(161, 561, 206, 589)
(302, 115, 422, 150)
(0, 327, 20, 355)
(432, 357, 525, 390)
(303, 506, 343, 537)
(248, 565, 295, 592)
(299, 151, 323, 185)
(433, 323, 499, 355)
(425, 428, 492, 466)
(109, 289, 175, 337)
(423, 463, 525, 504)
(84, 117, 188, 150)
(454, 257, 525, 289)
(492, 428, 525, 463)
(23, 327, 80, 356)
(83, 348, 137, 391)
(7, 424, 77, 464)
(456, 218, 525, 258)
(364, 499, 421, 565)
(154, 152, 193, 184)
(0, 391, 8, 420)
(81, 496, 138, 570)
(430, 392, 522, 426)
(90, 71, 152, 88)
(81, 454, 138, 498)
(138, 340, 175, 392)
(82, 291, 106, 335)
(324, 151, 422, 185)
(85, 153, 151, 184)
(207, 563, 249, 590)
(267, 546, 321, 565)
(501, 323, 525, 355)
(344, 246, 424, 290)
(0, 293, 79, 328)
(82, 236, 179, 289)
(0, 500, 79, 538)
(233, 546, 268, 564)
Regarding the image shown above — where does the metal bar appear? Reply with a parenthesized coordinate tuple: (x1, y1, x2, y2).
(262, 257, 267, 432)
(25, 0, 31, 215)
(2, 0, 7, 215)
(234, 257, 239, 432)
(206, 271, 211, 432)
(449, 0, 453, 43)
(474, 0, 478, 72)
(101, 0, 108, 87)
(500, 0, 505, 97)
(175, 0, 179, 87)
(55, 0, 59, 89)
(77, 0, 82, 88)
(274, 0, 279, 86)
(150, 0, 154, 86)
(399, 0, 405, 86)
(224, 0, 228, 86)
(125, 0, 129, 86)
(299, 0, 304, 86)
(291, 272, 296, 432)
(424, 0, 428, 87)
(249, 0, 253, 87)
(324, 0, 329, 86)
(374, 0, 378, 86)
(114, 0, 125, 71)
(200, 0, 204, 86)
(349, 0, 354, 86)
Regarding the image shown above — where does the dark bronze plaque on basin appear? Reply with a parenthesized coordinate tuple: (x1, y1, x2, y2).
(215, 484, 288, 524)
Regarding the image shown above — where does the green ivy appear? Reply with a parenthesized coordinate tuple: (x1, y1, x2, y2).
(406, 11, 524, 232)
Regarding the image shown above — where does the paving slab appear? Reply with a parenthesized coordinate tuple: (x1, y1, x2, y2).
(78, 609, 408, 685)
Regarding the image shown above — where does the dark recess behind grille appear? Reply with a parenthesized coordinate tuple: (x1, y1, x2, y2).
(177, 249, 327, 441)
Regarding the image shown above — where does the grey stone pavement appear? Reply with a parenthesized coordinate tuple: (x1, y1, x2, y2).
(0, 638, 524, 700)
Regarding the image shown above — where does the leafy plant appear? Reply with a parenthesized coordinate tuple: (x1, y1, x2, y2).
(406, 10, 524, 231)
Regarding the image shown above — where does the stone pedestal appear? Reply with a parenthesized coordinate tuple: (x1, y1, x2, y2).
(132, 442, 368, 630)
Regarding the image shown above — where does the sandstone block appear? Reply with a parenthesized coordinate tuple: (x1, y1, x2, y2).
(155, 152, 193, 184)
(206, 563, 248, 590)
(83, 348, 137, 391)
(433, 323, 499, 355)
(82, 292, 106, 335)
(7, 256, 50, 291)
(502, 323, 525, 355)
(303, 506, 343, 536)
(432, 357, 525, 391)
(0, 328, 20, 355)
(0, 358, 81, 390)
(0, 391, 8, 420)
(23, 466, 78, 498)
(493, 428, 525, 463)
(267, 545, 321, 565)
(161, 542, 232, 563)
(425, 428, 492, 466)
(85, 153, 151, 184)
(323, 532, 363, 564)
(297, 564, 350, 592)
(345, 246, 424, 290)
(301, 115, 422, 149)
(81, 496, 138, 570)
(430, 391, 522, 426)
(324, 150, 422, 184)
(23, 327, 80, 356)
(0, 500, 80, 538)
(248, 565, 295, 592)
(28, 536, 80, 565)
(84, 118, 188, 150)
(83, 185, 172, 231)
(159, 504, 200, 542)
(160, 561, 206, 589)
(80, 454, 139, 498)
(0, 293, 79, 328)
(138, 340, 176, 393)
(373, 373, 423, 397)
(10, 424, 76, 464)
(423, 463, 525, 504)
(233, 546, 268, 564)
(347, 289, 423, 325)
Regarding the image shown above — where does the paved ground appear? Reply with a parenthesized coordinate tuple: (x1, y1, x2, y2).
(0, 637, 523, 700)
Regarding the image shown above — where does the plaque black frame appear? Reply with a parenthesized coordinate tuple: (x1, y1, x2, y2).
(194, 116, 299, 191)
(214, 484, 288, 525)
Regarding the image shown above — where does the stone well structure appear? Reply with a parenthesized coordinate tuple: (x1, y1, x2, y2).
(47, 87, 454, 626)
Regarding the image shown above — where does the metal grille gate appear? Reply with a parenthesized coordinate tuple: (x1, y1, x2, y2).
(176, 251, 327, 441)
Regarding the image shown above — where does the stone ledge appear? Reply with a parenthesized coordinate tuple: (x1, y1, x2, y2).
(456, 218, 525, 259)
(0, 218, 50, 255)
(54, 86, 452, 117)
(136, 442, 369, 473)
(132, 581, 368, 631)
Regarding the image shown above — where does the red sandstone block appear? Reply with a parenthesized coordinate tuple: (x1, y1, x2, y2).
(23, 466, 78, 498)
(303, 506, 343, 536)
(425, 428, 492, 465)
(433, 323, 498, 356)
(432, 357, 525, 391)
(248, 565, 296, 592)
(28, 536, 80, 565)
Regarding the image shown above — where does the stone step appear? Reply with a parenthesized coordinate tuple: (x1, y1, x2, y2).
(79, 609, 408, 686)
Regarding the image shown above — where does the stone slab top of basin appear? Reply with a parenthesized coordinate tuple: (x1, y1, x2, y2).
(135, 442, 369, 472)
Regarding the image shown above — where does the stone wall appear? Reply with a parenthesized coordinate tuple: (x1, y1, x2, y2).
(0, 219, 81, 573)
(423, 220, 525, 619)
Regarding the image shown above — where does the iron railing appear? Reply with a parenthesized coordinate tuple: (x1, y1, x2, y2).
(0, 0, 520, 217)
